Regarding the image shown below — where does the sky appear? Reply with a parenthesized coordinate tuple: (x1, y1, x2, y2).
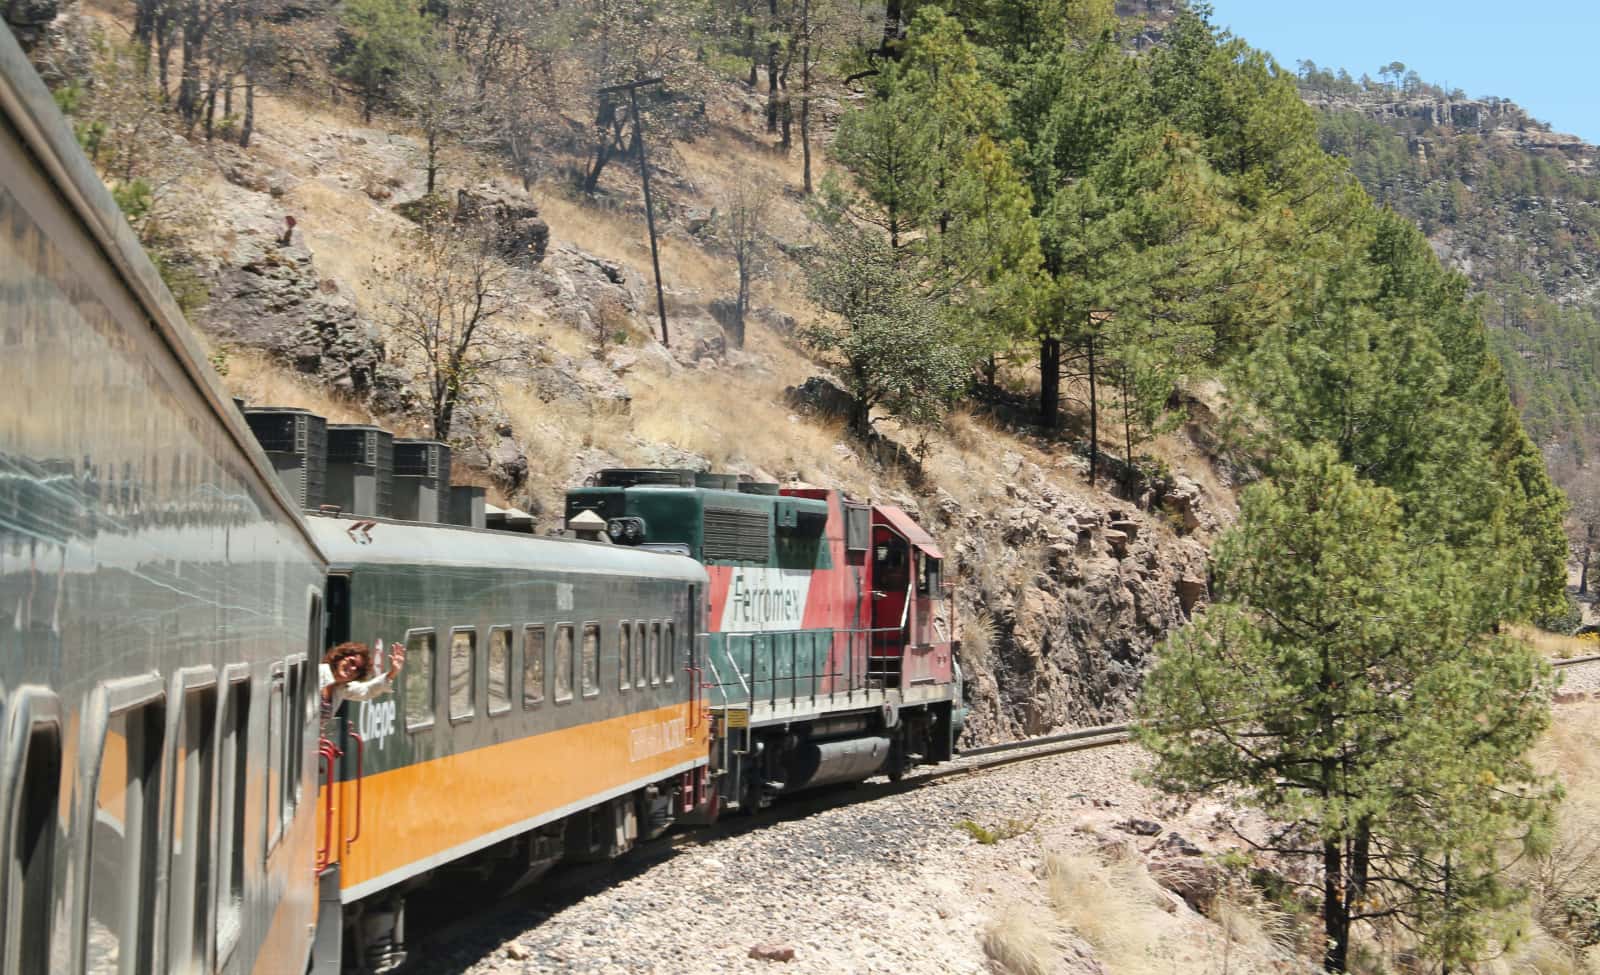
(1206, 1, 1600, 144)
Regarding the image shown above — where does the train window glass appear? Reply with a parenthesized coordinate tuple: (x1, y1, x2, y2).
(216, 676, 250, 959)
(286, 661, 303, 809)
(649, 623, 662, 686)
(663, 622, 676, 685)
(10, 715, 61, 974)
(522, 625, 546, 708)
(581, 624, 601, 698)
(918, 556, 942, 595)
(554, 625, 575, 703)
(488, 628, 512, 715)
(87, 698, 165, 975)
(266, 673, 285, 851)
(405, 630, 437, 731)
(450, 629, 476, 722)
(167, 686, 216, 974)
(618, 623, 632, 691)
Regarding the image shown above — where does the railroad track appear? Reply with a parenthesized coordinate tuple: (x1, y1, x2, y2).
(405, 652, 1600, 972)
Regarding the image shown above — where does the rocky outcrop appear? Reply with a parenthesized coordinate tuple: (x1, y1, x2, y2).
(947, 455, 1213, 744)
(204, 234, 390, 399)
(4, 0, 60, 51)
(456, 186, 550, 266)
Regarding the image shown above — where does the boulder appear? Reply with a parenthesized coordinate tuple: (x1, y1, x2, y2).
(784, 376, 858, 421)
(1176, 576, 1208, 614)
(748, 944, 795, 963)
(455, 186, 550, 266)
(205, 237, 388, 399)
(683, 207, 715, 234)
(3, 0, 59, 51)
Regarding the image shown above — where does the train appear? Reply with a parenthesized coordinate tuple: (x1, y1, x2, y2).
(1, 22, 964, 974)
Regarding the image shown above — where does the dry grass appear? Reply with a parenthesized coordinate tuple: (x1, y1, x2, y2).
(222, 349, 377, 424)
(1045, 852, 1171, 969)
(1518, 624, 1598, 660)
(982, 903, 1057, 975)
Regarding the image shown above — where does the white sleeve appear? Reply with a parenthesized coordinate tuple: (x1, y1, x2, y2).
(341, 673, 394, 702)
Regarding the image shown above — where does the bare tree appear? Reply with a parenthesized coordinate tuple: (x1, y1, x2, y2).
(720, 173, 776, 348)
(1568, 478, 1600, 596)
(372, 209, 511, 440)
(400, 36, 475, 194)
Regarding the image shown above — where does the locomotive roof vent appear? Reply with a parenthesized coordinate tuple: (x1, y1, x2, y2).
(486, 503, 535, 533)
(325, 424, 394, 519)
(448, 484, 487, 529)
(243, 407, 327, 510)
(694, 472, 739, 491)
(392, 439, 452, 523)
(593, 468, 696, 488)
(736, 481, 780, 496)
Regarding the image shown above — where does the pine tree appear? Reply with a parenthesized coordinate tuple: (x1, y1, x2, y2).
(1138, 443, 1558, 973)
(336, 0, 430, 122)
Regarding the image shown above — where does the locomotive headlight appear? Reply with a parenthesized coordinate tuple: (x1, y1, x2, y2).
(606, 517, 647, 544)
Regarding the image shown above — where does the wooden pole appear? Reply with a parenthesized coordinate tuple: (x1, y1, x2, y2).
(629, 85, 670, 348)
(600, 77, 670, 347)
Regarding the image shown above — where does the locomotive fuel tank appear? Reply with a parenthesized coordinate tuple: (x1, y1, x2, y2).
(784, 736, 893, 792)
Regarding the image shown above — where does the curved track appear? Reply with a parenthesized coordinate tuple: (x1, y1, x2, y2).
(401, 653, 1600, 971)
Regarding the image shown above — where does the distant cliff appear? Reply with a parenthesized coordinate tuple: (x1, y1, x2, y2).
(1300, 71, 1600, 473)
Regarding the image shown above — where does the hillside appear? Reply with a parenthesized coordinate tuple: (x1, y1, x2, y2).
(8, 0, 1592, 969)
(1299, 68, 1600, 480)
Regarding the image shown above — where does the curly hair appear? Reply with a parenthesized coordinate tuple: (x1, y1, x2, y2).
(323, 641, 372, 679)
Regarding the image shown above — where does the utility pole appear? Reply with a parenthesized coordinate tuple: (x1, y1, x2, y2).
(599, 77, 670, 347)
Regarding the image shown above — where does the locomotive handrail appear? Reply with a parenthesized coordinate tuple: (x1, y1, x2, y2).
(316, 737, 342, 872)
(344, 731, 365, 847)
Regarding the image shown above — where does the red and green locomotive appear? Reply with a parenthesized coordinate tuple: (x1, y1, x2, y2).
(566, 470, 965, 816)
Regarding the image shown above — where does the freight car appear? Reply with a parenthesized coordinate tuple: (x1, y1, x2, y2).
(0, 25, 328, 975)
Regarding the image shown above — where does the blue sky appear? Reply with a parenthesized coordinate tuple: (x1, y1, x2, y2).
(1207, 2, 1600, 143)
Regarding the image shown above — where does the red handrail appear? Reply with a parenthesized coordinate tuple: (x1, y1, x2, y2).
(343, 731, 365, 846)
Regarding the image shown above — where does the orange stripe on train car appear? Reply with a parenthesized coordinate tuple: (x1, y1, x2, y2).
(335, 702, 705, 897)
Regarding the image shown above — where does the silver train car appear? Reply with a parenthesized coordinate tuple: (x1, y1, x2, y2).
(0, 24, 328, 975)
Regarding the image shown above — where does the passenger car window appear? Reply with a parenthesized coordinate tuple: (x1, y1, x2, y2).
(582, 624, 601, 698)
(488, 628, 512, 714)
(450, 629, 476, 722)
(523, 625, 546, 708)
(554, 625, 575, 703)
(634, 622, 648, 689)
(88, 697, 164, 975)
(618, 623, 632, 690)
(266, 674, 284, 850)
(405, 630, 437, 730)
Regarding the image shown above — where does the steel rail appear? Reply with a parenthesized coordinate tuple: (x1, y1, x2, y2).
(948, 653, 1600, 768)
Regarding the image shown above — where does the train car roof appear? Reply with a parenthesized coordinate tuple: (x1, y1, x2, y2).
(304, 512, 710, 583)
(0, 27, 326, 556)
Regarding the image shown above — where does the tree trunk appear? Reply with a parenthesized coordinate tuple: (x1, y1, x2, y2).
(1039, 337, 1060, 430)
(1323, 838, 1349, 973)
(241, 71, 255, 147)
(882, 0, 902, 58)
(427, 130, 438, 194)
(177, 0, 203, 128)
(156, 13, 174, 101)
(744, 0, 758, 87)
(799, 0, 812, 194)
(764, 0, 780, 134)
(1086, 335, 1098, 487)
(733, 261, 749, 349)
